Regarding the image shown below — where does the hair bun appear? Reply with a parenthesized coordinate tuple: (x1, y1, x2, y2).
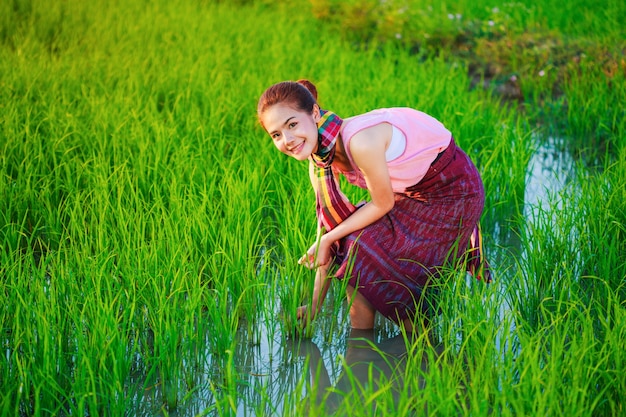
(296, 79, 318, 101)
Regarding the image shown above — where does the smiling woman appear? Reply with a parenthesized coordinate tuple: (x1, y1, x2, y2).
(257, 79, 491, 333)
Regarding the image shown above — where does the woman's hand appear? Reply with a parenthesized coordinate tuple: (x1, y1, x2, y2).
(298, 235, 333, 269)
(296, 304, 318, 324)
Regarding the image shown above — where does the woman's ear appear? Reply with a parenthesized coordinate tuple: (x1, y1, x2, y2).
(312, 104, 321, 123)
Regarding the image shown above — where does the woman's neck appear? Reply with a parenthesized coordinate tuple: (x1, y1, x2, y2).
(332, 136, 352, 172)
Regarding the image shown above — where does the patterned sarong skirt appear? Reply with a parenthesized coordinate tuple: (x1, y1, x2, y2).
(333, 137, 485, 323)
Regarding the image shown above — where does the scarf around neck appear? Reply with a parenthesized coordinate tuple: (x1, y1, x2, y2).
(311, 110, 356, 231)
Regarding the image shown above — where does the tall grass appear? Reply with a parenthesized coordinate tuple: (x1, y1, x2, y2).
(1, 0, 624, 415)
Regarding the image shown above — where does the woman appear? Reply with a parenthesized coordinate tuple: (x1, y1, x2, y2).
(257, 80, 490, 332)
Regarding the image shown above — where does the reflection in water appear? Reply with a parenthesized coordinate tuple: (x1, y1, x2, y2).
(302, 329, 407, 412)
(221, 317, 439, 417)
(136, 318, 447, 416)
(291, 328, 440, 416)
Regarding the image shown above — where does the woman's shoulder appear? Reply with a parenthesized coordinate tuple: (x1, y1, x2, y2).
(343, 107, 441, 137)
(342, 108, 392, 135)
(344, 107, 437, 124)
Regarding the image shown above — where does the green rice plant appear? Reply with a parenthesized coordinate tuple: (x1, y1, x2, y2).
(68, 258, 139, 415)
(210, 159, 271, 329)
(507, 295, 624, 416)
(586, 284, 626, 414)
(2, 248, 141, 415)
(138, 259, 211, 411)
(479, 121, 536, 225)
(5, 257, 71, 415)
(426, 267, 506, 414)
(507, 182, 588, 331)
(576, 146, 626, 301)
(560, 62, 625, 161)
(204, 347, 243, 417)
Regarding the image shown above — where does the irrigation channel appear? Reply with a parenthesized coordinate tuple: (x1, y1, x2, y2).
(129, 136, 576, 416)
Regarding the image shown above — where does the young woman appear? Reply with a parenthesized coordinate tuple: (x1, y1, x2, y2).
(257, 80, 490, 332)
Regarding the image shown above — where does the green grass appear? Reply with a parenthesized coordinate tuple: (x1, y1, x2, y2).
(1, 0, 624, 415)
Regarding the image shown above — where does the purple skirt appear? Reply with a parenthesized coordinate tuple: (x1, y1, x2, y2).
(333, 137, 485, 323)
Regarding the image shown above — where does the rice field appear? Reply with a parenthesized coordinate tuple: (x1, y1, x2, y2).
(1, 0, 624, 416)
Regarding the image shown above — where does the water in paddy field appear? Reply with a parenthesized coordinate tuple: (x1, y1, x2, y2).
(523, 136, 576, 214)
(491, 135, 578, 371)
(137, 137, 577, 416)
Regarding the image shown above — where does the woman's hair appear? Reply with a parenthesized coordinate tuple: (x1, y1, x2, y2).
(257, 80, 318, 124)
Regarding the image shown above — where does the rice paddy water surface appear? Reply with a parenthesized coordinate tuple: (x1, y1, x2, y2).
(1, 0, 624, 416)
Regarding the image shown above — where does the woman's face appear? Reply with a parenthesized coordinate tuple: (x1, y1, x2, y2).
(261, 103, 321, 161)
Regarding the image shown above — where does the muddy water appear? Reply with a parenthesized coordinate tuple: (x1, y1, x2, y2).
(139, 137, 576, 416)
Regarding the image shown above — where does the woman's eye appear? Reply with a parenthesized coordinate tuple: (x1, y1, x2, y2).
(271, 133, 281, 140)
(289, 122, 297, 128)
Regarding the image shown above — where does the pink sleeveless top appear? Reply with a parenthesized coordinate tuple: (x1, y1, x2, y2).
(338, 107, 451, 192)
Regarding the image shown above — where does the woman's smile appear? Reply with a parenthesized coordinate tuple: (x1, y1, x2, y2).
(288, 140, 305, 154)
(260, 102, 321, 161)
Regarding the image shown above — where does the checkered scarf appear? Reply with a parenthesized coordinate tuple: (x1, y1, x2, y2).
(311, 110, 356, 231)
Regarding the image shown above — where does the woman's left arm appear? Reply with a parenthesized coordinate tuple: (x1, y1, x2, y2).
(302, 124, 395, 268)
